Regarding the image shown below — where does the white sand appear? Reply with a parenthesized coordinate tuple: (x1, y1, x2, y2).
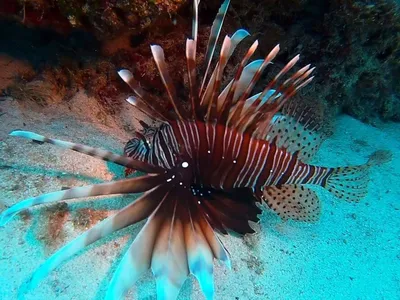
(0, 91, 399, 300)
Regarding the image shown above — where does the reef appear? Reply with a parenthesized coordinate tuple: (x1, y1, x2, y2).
(228, 0, 400, 123)
(0, 0, 187, 39)
(0, 0, 192, 115)
(0, 0, 399, 124)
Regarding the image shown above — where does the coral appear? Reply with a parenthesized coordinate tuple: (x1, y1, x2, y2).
(228, 0, 400, 123)
(42, 58, 126, 114)
(2, 79, 55, 106)
(72, 208, 109, 230)
(1, 0, 399, 124)
(37, 202, 69, 249)
(36, 8, 195, 114)
(0, 0, 188, 39)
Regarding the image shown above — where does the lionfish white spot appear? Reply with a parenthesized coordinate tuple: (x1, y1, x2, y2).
(182, 162, 189, 168)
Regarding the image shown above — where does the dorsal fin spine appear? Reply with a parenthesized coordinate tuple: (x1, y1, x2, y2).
(199, 0, 231, 98)
(126, 96, 169, 123)
(237, 45, 280, 117)
(251, 65, 315, 138)
(119, 70, 169, 117)
(206, 36, 232, 121)
(188, 0, 200, 119)
(251, 51, 297, 110)
(151, 45, 184, 121)
(228, 51, 277, 128)
(218, 40, 259, 124)
(283, 64, 310, 86)
(192, 0, 199, 42)
(200, 30, 250, 113)
(257, 77, 314, 139)
(186, 38, 198, 119)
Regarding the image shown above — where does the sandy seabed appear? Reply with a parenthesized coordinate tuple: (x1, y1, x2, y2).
(0, 86, 399, 300)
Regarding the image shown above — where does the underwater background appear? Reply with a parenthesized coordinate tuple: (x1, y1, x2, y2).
(0, 0, 399, 299)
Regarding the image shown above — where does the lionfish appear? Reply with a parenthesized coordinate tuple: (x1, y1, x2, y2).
(0, 0, 382, 299)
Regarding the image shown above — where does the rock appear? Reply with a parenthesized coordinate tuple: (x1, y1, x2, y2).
(0, 0, 188, 39)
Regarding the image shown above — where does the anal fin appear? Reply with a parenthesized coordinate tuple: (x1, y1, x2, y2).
(262, 184, 321, 222)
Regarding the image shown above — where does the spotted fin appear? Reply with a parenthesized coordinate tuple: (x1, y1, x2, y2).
(322, 150, 392, 203)
(264, 113, 323, 163)
(324, 165, 369, 203)
(262, 184, 321, 222)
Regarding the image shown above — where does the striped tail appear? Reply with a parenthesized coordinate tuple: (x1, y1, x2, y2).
(261, 150, 391, 222)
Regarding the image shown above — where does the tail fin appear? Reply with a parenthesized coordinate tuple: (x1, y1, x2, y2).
(323, 150, 392, 202)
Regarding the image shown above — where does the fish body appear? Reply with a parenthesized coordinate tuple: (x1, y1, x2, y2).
(0, 0, 388, 299)
(127, 119, 330, 191)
